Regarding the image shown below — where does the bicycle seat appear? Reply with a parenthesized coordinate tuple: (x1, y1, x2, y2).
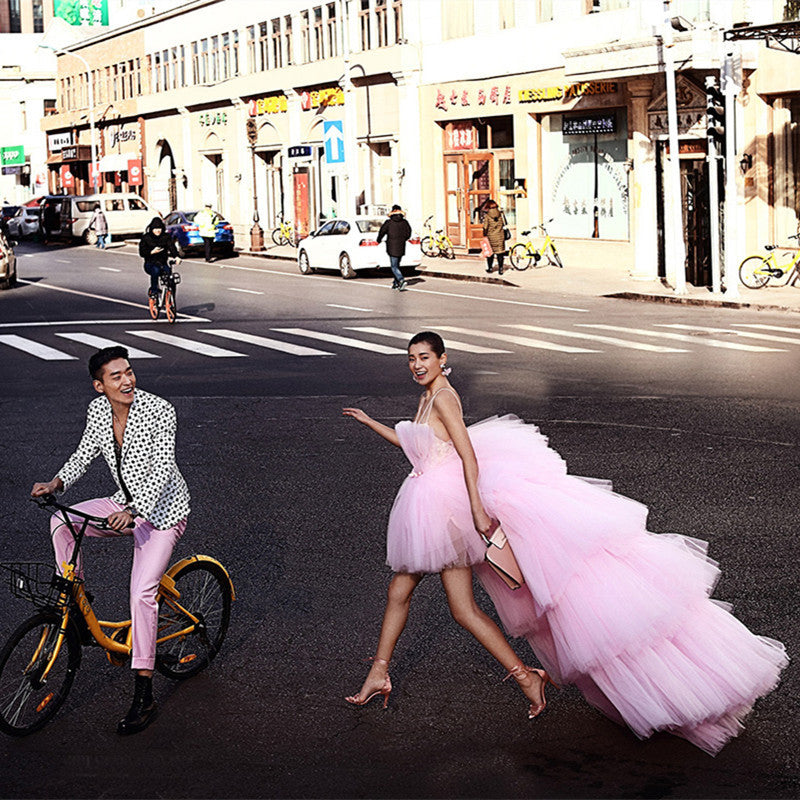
(435, 229, 443, 235)
(521, 230, 531, 237)
(765, 245, 777, 251)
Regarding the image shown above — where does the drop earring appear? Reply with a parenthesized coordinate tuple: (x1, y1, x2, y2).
(441, 364, 452, 376)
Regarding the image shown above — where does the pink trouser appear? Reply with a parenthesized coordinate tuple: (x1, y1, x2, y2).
(50, 497, 186, 671)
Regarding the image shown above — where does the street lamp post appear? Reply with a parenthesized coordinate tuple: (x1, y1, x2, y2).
(246, 117, 264, 251)
(40, 44, 99, 192)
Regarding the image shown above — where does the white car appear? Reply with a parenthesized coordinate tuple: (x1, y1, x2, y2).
(7, 206, 41, 239)
(297, 217, 421, 279)
(0, 234, 17, 289)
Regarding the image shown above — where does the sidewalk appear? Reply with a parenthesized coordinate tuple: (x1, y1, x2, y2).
(241, 243, 800, 314)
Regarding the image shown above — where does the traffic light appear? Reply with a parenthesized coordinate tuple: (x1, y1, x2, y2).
(705, 76, 725, 145)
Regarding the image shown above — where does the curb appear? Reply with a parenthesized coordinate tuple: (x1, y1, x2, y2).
(604, 291, 800, 314)
(416, 269, 514, 287)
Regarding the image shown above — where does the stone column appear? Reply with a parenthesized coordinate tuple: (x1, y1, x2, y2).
(391, 69, 423, 225)
(627, 77, 659, 282)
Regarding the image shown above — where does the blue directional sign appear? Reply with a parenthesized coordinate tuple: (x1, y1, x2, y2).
(323, 120, 345, 165)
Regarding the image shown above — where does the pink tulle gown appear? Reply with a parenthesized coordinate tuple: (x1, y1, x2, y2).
(386, 394, 787, 755)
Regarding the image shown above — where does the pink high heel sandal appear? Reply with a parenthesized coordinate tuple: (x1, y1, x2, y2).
(345, 657, 392, 709)
(504, 663, 559, 719)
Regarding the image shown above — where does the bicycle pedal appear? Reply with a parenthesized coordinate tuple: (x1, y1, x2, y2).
(172, 273, 181, 284)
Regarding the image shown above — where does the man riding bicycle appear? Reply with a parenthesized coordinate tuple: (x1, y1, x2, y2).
(31, 346, 190, 735)
(139, 217, 179, 301)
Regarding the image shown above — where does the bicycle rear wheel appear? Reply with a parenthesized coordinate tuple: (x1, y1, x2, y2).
(155, 560, 232, 680)
(148, 293, 159, 320)
(739, 256, 770, 289)
(165, 286, 177, 323)
(271, 229, 288, 247)
(510, 244, 533, 270)
(441, 240, 455, 260)
(421, 236, 439, 257)
(0, 612, 80, 736)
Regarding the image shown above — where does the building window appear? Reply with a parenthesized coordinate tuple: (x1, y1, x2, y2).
(499, 0, 514, 28)
(259, 22, 268, 69)
(210, 36, 219, 82)
(359, 0, 370, 49)
(271, 19, 282, 68)
(537, 0, 553, 21)
(200, 38, 209, 83)
(588, 0, 629, 10)
(162, 50, 170, 91)
(32, 0, 44, 32)
(221, 33, 231, 79)
(442, 0, 474, 38)
(376, 0, 388, 46)
(326, 3, 338, 56)
(246, 26, 256, 72)
(152, 53, 161, 93)
(301, 10, 310, 62)
(44, 98, 56, 116)
(232, 31, 240, 75)
(784, 0, 800, 20)
(313, 6, 324, 59)
(392, 0, 403, 42)
(8, 0, 21, 32)
(178, 46, 185, 86)
(284, 15, 293, 64)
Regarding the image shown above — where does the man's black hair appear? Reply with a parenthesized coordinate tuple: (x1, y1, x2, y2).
(89, 346, 130, 381)
(391, 204, 402, 212)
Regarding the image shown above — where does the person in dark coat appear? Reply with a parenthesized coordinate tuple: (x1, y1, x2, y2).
(139, 217, 179, 298)
(377, 204, 412, 290)
(482, 199, 508, 275)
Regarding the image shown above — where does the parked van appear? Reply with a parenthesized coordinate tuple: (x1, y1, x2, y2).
(40, 193, 160, 243)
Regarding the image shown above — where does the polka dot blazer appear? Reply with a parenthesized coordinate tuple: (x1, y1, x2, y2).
(57, 390, 190, 530)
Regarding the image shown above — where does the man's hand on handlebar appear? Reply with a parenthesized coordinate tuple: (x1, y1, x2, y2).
(31, 478, 63, 497)
(107, 509, 135, 532)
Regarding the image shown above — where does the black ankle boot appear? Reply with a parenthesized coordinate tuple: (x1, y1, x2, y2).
(117, 674, 157, 735)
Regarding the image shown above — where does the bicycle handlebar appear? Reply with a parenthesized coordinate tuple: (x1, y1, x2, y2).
(31, 494, 133, 530)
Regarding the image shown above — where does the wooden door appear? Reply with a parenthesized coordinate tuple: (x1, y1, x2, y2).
(444, 155, 464, 246)
(466, 153, 494, 250)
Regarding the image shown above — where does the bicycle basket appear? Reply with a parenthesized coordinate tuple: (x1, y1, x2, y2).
(0, 562, 72, 610)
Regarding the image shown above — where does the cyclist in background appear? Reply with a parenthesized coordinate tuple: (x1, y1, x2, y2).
(139, 217, 179, 300)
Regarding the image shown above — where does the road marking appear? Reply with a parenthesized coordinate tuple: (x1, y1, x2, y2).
(0, 318, 198, 328)
(228, 287, 264, 295)
(327, 303, 373, 312)
(504, 324, 689, 353)
(15, 278, 209, 322)
(658, 323, 800, 345)
(22, 254, 35, 258)
(55, 332, 159, 359)
(345, 326, 512, 354)
(126, 330, 246, 357)
(99, 267, 121, 273)
(577, 324, 784, 352)
(732, 323, 800, 334)
(271, 328, 406, 354)
(0, 334, 76, 361)
(437, 325, 598, 353)
(213, 263, 590, 313)
(199, 329, 333, 356)
(55, 259, 71, 264)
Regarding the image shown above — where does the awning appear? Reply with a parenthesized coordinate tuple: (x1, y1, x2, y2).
(98, 153, 134, 172)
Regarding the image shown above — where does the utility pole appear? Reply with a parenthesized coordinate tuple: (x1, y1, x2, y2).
(722, 47, 742, 299)
(705, 76, 725, 294)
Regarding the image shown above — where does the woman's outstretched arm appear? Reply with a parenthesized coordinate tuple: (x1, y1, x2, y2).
(342, 407, 401, 447)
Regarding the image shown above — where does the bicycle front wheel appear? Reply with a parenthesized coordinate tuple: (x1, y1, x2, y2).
(510, 244, 533, 270)
(155, 560, 232, 680)
(271, 228, 288, 247)
(165, 286, 177, 323)
(549, 247, 564, 269)
(420, 236, 439, 257)
(739, 256, 770, 289)
(148, 293, 159, 320)
(0, 613, 80, 736)
(441, 240, 455, 260)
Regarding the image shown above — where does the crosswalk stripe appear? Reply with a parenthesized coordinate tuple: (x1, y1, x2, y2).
(55, 332, 159, 359)
(344, 326, 512, 354)
(732, 323, 800, 335)
(436, 325, 598, 354)
(504, 324, 689, 353)
(270, 328, 406, 354)
(577, 324, 784, 352)
(126, 330, 246, 357)
(0, 334, 76, 361)
(657, 323, 800, 345)
(198, 329, 333, 356)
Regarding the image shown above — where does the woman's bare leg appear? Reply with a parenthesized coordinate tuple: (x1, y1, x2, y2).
(440, 566, 546, 709)
(346, 572, 422, 703)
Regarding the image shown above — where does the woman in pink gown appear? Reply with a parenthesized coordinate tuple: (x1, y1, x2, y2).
(343, 332, 787, 755)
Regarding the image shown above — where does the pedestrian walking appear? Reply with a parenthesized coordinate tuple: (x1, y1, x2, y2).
(194, 203, 220, 262)
(482, 199, 508, 275)
(377, 204, 412, 290)
(31, 346, 191, 735)
(139, 217, 179, 299)
(342, 331, 787, 754)
(89, 203, 109, 249)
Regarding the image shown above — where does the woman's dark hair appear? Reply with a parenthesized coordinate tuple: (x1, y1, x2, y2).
(89, 346, 129, 380)
(485, 199, 498, 209)
(408, 331, 445, 357)
(94, 203, 101, 210)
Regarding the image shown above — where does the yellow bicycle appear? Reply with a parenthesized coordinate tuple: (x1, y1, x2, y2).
(0, 495, 234, 736)
(509, 221, 564, 271)
(420, 215, 455, 260)
(738, 234, 800, 289)
(271, 215, 297, 247)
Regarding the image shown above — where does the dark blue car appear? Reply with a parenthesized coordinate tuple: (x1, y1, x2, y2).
(164, 209, 235, 258)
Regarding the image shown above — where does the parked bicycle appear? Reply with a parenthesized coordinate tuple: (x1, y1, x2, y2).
(420, 215, 455, 260)
(271, 215, 297, 247)
(148, 258, 180, 323)
(509, 221, 564, 271)
(0, 494, 234, 736)
(738, 234, 800, 289)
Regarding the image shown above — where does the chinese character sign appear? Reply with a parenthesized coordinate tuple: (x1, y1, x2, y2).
(54, 0, 109, 27)
(446, 125, 475, 151)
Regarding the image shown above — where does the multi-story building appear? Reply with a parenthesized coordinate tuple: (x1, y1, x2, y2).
(40, 0, 800, 287)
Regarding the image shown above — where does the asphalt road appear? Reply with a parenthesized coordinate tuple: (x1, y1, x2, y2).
(0, 241, 797, 799)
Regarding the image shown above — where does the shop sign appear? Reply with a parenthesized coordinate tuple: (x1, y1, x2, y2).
(445, 123, 475, 151)
(519, 82, 618, 104)
(0, 146, 25, 167)
(435, 85, 512, 111)
(2, 166, 22, 175)
(664, 140, 708, 155)
(288, 145, 312, 158)
(199, 111, 228, 127)
(128, 159, 143, 185)
(562, 114, 616, 136)
(48, 132, 74, 152)
(300, 87, 344, 111)
(104, 122, 140, 155)
(294, 172, 310, 236)
(54, 0, 108, 27)
(248, 95, 288, 116)
(61, 145, 91, 162)
(88, 162, 103, 188)
(60, 164, 75, 189)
